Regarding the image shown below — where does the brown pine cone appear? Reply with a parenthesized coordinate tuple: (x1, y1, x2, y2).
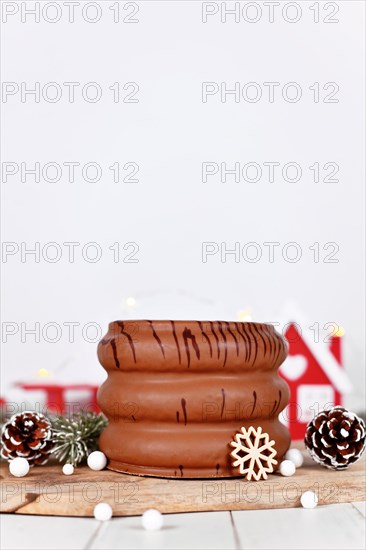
(1, 411, 54, 466)
(305, 406, 366, 470)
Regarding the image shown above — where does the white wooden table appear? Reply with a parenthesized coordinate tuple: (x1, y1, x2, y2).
(1, 502, 365, 550)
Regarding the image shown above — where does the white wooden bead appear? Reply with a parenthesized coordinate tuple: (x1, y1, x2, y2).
(62, 464, 74, 475)
(284, 448, 304, 468)
(93, 503, 112, 521)
(279, 460, 296, 477)
(87, 451, 107, 471)
(141, 509, 164, 530)
(300, 491, 318, 509)
(9, 457, 30, 477)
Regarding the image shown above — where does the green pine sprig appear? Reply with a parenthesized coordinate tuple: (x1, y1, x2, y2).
(51, 412, 108, 466)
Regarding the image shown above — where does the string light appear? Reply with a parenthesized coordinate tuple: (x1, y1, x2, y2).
(37, 368, 50, 378)
(237, 308, 252, 322)
(334, 326, 345, 337)
(126, 297, 136, 308)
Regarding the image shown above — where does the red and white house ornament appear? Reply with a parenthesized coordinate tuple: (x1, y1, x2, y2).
(277, 307, 352, 440)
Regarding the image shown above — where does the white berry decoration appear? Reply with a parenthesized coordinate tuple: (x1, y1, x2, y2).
(93, 502, 113, 521)
(141, 509, 164, 531)
(279, 459, 296, 477)
(87, 451, 107, 471)
(285, 448, 304, 468)
(62, 464, 74, 476)
(300, 491, 318, 509)
(9, 457, 30, 477)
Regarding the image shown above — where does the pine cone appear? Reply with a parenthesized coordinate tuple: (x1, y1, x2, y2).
(305, 406, 366, 470)
(1, 411, 54, 466)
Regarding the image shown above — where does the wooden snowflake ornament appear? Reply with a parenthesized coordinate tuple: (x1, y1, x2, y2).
(230, 426, 278, 480)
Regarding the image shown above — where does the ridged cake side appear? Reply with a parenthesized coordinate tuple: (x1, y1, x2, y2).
(97, 320, 290, 478)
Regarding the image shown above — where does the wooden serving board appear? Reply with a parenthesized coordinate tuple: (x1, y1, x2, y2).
(1, 447, 365, 517)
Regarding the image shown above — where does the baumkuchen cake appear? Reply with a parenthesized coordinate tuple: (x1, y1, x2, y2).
(97, 320, 290, 478)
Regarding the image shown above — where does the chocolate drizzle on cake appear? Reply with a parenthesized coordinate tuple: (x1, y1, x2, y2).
(270, 389, 282, 417)
(110, 338, 120, 369)
(238, 322, 252, 362)
(179, 465, 184, 477)
(217, 321, 228, 366)
(117, 321, 136, 363)
(225, 322, 239, 356)
(171, 320, 181, 364)
(277, 390, 282, 412)
(246, 323, 258, 366)
(271, 331, 278, 368)
(234, 322, 248, 360)
(271, 399, 277, 416)
(148, 320, 165, 358)
(221, 388, 226, 419)
(182, 327, 200, 368)
(252, 324, 267, 357)
(251, 391, 257, 417)
(272, 334, 284, 369)
(209, 322, 220, 359)
(262, 325, 273, 361)
(181, 398, 187, 425)
(198, 321, 213, 358)
(101, 320, 288, 373)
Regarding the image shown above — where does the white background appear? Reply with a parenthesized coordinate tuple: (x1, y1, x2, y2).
(1, 1, 365, 410)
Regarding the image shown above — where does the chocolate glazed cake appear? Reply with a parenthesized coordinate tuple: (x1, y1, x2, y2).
(97, 320, 290, 478)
